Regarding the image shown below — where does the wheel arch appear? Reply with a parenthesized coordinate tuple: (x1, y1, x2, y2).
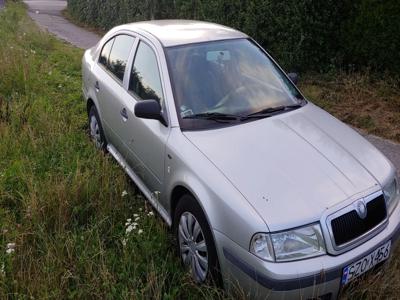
(171, 186, 188, 220)
(170, 185, 203, 228)
(86, 97, 104, 127)
(86, 98, 95, 116)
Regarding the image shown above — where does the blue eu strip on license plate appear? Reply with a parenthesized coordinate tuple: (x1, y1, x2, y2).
(341, 240, 391, 286)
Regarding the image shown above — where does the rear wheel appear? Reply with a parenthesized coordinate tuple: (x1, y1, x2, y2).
(174, 194, 221, 285)
(88, 105, 107, 151)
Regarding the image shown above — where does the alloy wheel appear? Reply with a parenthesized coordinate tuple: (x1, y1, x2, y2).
(178, 212, 209, 282)
(89, 114, 102, 149)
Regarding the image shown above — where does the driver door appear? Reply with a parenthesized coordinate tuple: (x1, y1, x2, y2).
(118, 39, 170, 197)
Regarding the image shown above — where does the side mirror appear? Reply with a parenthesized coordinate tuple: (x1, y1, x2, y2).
(287, 72, 299, 85)
(134, 100, 167, 126)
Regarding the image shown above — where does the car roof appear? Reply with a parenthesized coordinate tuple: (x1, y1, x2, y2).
(120, 20, 248, 47)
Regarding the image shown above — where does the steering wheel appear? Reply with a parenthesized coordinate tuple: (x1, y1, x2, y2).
(212, 83, 262, 112)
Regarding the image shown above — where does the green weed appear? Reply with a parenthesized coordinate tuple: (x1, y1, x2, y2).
(0, 3, 226, 299)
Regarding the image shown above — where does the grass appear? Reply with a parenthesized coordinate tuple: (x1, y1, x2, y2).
(0, 3, 225, 299)
(0, 2, 399, 299)
(300, 72, 400, 143)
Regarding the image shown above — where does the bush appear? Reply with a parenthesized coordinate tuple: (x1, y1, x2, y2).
(342, 0, 400, 73)
(67, 0, 400, 74)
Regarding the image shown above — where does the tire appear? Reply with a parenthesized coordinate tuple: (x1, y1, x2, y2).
(88, 105, 107, 152)
(174, 194, 222, 286)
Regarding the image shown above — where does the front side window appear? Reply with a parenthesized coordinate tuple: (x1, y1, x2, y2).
(166, 38, 304, 129)
(108, 35, 135, 81)
(129, 41, 164, 104)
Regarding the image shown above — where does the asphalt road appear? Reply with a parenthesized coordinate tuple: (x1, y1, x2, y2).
(23, 0, 100, 49)
(23, 1, 400, 177)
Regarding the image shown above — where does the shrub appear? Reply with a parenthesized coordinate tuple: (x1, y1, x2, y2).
(67, 0, 400, 73)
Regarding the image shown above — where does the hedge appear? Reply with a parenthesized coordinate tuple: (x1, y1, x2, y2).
(67, 0, 400, 74)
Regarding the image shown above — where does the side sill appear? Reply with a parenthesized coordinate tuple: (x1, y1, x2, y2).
(107, 144, 172, 226)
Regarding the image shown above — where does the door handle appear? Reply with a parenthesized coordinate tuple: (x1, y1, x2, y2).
(120, 107, 128, 121)
(94, 81, 100, 91)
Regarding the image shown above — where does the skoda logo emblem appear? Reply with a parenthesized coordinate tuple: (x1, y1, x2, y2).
(355, 200, 367, 219)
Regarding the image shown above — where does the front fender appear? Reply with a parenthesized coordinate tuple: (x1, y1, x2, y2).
(165, 128, 268, 250)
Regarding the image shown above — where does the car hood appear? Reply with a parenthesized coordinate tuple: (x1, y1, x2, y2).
(183, 103, 393, 231)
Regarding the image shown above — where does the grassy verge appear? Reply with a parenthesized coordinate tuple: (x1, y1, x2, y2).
(0, 3, 225, 299)
(300, 72, 400, 143)
(0, 2, 399, 299)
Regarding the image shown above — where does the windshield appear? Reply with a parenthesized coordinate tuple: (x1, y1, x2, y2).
(166, 38, 304, 129)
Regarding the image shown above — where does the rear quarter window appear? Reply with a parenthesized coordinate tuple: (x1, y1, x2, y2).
(99, 37, 114, 67)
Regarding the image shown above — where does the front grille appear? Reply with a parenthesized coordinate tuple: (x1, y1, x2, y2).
(331, 195, 387, 246)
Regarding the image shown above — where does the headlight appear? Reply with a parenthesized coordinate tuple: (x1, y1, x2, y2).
(383, 176, 399, 215)
(250, 223, 326, 262)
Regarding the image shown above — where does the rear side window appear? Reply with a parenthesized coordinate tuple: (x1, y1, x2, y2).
(99, 37, 114, 67)
(129, 41, 164, 104)
(108, 35, 135, 81)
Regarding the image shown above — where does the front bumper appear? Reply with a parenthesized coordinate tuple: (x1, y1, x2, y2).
(215, 199, 400, 299)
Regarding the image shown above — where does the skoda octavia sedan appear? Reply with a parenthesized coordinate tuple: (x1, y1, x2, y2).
(82, 20, 400, 299)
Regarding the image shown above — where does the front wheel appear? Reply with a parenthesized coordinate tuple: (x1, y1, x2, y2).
(174, 194, 221, 285)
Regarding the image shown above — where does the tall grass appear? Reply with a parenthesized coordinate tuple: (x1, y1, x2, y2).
(300, 72, 400, 143)
(0, 3, 225, 299)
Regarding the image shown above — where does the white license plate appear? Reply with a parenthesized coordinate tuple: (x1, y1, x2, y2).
(341, 240, 391, 285)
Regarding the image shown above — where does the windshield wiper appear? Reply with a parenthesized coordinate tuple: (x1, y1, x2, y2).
(182, 112, 241, 123)
(242, 104, 302, 120)
(182, 104, 302, 123)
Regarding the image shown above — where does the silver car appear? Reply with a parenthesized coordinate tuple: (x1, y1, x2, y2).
(82, 20, 400, 299)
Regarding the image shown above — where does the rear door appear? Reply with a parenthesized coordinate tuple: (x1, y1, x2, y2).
(92, 34, 136, 154)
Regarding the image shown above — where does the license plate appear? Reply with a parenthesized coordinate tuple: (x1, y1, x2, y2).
(341, 240, 391, 285)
